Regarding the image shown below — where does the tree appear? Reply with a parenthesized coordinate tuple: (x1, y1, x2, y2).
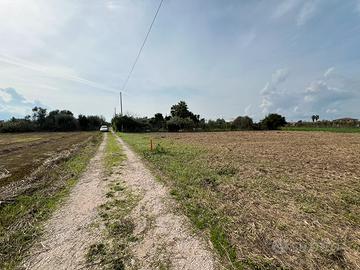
(170, 101, 191, 118)
(1, 107, 104, 133)
(232, 116, 254, 130)
(169, 101, 201, 130)
(59, 110, 73, 116)
(166, 116, 194, 132)
(149, 113, 165, 131)
(87, 115, 104, 130)
(112, 115, 149, 132)
(312, 115, 320, 122)
(78, 115, 89, 130)
(260, 113, 286, 130)
(32, 106, 47, 128)
(54, 113, 77, 131)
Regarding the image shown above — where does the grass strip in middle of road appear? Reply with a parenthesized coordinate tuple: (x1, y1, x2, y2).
(86, 132, 139, 269)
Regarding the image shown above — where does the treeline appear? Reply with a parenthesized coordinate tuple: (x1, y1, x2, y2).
(0, 107, 105, 133)
(112, 101, 287, 132)
(290, 119, 360, 128)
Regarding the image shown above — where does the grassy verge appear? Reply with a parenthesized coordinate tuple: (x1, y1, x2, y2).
(118, 132, 282, 269)
(282, 126, 360, 133)
(86, 132, 139, 269)
(0, 133, 102, 269)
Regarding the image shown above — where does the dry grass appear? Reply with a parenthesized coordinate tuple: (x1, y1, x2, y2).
(122, 131, 360, 270)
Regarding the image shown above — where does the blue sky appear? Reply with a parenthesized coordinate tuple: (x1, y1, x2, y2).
(0, 0, 359, 121)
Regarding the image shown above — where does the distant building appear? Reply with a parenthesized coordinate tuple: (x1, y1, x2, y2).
(334, 117, 358, 122)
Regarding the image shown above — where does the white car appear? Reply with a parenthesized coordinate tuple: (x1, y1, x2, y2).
(99, 125, 109, 132)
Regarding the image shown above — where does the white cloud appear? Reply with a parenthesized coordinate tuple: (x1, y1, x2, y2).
(0, 1, 358, 121)
(260, 68, 294, 114)
(238, 30, 257, 48)
(259, 67, 359, 120)
(0, 88, 45, 119)
(324, 67, 335, 77)
(0, 0, 75, 55)
(297, 1, 317, 26)
(0, 90, 12, 103)
(244, 104, 253, 117)
(272, 0, 301, 18)
(304, 80, 354, 104)
(0, 54, 119, 94)
(106, 1, 124, 11)
(326, 108, 338, 114)
(272, 68, 289, 84)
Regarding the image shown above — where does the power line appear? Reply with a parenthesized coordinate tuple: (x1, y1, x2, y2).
(121, 0, 164, 92)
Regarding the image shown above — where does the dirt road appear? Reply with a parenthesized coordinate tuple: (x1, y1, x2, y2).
(23, 133, 108, 270)
(23, 133, 216, 269)
(115, 135, 217, 270)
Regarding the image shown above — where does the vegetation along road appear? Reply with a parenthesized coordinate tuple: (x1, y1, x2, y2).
(2, 130, 359, 270)
(1, 132, 217, 270)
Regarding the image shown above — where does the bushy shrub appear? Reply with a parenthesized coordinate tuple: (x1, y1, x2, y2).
(149, 113, 165, 131)
(79, 115, 104, 131)
(166, 116, 195, 132)
(292, 119, 360, 128)
(112, 115, 150, 132)
(205, 119, 230, 131)
(260, 113, 286, 130)
(0, 119, 36, 133)
(232, 116, 254, 130)
(54, 114, 78, 131)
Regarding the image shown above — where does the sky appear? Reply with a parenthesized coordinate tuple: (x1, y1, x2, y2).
(0, 0, 360, 122)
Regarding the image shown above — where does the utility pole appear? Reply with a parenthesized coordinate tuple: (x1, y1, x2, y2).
(120, 92, 123, 116)
(120, 91, 124, 132)
(114, 107, 116, 117)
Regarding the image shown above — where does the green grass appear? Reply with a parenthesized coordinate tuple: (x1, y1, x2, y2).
(105, 132, 125, 172)
(0, 134, 102, 269)
(117, 132, 283, 270)
(282, 126, 360, 133)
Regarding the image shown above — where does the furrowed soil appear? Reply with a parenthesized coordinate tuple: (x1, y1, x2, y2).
(0, 132, 97, 197)
(23, 133, 108, 270)
(0, 132, 102, 269)
(120, 131, 360, 270)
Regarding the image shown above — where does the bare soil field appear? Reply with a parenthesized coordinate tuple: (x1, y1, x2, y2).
(0, 132, 102, 269)
(0, 132, 95, 192)
(121, 131, 360, 270)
